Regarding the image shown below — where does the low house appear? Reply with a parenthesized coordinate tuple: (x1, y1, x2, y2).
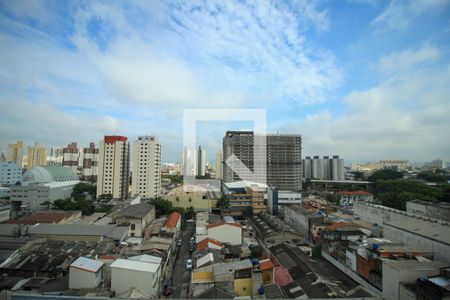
(110, 258, 161, 298)
(207, 222, 242, 245)
(196, 238, 223, 252)
(114, 203, 155, 237)
(69, 257, 104, 289)
(162, 211, 181, 239)
(336, 191, 373, 206)
(322, 222, 366, 260)
(259, 259, 275, 285)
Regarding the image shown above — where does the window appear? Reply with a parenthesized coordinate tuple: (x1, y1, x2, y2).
(131, 224, 136, 230)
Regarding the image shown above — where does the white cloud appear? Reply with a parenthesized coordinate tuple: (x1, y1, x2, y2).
(281, 47, 450, 161)
(373, 0, 450, 30)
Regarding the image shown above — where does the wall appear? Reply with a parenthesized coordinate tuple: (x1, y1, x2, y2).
(321, 250, 382, 298)
(166, 192, 214, 211)
(69, 267, 101, 289)
(111, 267, 158, 298)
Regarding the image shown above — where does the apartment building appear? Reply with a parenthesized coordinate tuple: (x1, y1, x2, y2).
(27, 142, 47, 168)
(223, 131, 302, 191)
(6, 140, 23, 168)
(303, 155, 345, 181)
(132, 135, 161, 198)
(97, 136, 130, 200)
(62, 142, 79, 174)
(82, 142, 99, 182)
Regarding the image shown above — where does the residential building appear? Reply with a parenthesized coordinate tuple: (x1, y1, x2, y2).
(207, 222, 242, 245)
(132, 135, 161, 198)
(27, 142, 47, 168)
(0, 161, 22, 185)
(166, 184, 215, 212)
(48, 147, 63, 165)
(223, 131, 302, 191)
(379, 160, 409, 170)
(69, 257, 104, 289)
(195, 145, 206, 177)
(7, 210, 81, 225)
(181, 147, 193, 176)
(6, 140, 23, 168)
(303, 155, 345, 181)
(62, 142, 79, 174)
(267, 187, 301, 215)
(114, 202, 155, 237)
(336, 190, 373, 206)
(406, 199, 450, 222)
(223, 181, 267, 216)
(416, 267, 450, 300)
(110, 258, 161, 298)
(215, 151, 223, 180)
(97, 135, 130, 200)
(82, 142, 99, 182)
(162, 211, 181, 239)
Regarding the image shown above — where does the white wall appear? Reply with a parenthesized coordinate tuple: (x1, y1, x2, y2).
(69, 267, 101, 289)
(111, 267, 159, 298)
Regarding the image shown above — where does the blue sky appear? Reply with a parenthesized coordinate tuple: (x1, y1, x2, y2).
(0, 0, 449, 163)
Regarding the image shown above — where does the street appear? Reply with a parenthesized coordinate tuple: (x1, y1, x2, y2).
(168, 222, 194, 299)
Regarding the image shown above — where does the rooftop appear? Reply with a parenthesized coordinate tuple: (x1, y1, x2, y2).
(70, 257, 104, 273)
(164, 211, 181, 228)
(7, 210, 80, 225)
(196, 238, 223, 251)
(110, 258, 159, 273)
(224, 180, 268, 190)
(22, 166, 79, 183)
(28, 223, 128, 240)
(206, 221, 242, 229)
(129, 254, 162, 265)
(116, 202, 154, 219)
(385, 218, 450, 245)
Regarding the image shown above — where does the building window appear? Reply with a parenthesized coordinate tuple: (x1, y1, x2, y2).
(131, 224, 135, 230)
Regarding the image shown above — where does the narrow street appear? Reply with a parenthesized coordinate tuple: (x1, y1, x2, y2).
(168, 222, 194, 299)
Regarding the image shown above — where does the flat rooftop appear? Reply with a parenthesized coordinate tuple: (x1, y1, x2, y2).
(385, 218, 450, 245)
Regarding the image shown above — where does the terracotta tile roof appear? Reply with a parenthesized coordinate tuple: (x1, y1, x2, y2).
(326, 221, 356, 231)
(164, 212, 181, 228)
(336, 190, 372, 196)
(259, 259, 274, 271)
(206, 221, 242, 229)
(196, 238, 223, 251)
(7, 211, 76, 225)
(275, 266, 293, 287)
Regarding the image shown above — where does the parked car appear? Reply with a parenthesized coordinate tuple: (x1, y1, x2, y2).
(189, 244, 195, 252)
(176, 239, 182, 246)
(186, 259, 193, 270)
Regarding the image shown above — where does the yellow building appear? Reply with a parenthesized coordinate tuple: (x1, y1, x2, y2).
(6, 141, 24, 167)
(227, 186, 266, 216)
(166, 184, 216, 211)
(27, 142, 47, 168)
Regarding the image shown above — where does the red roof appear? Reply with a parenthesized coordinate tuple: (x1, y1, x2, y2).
(164, 212, 181, 228)
(326, 221, 356, 231)
(275, 266, 293, 286)
(336, 190, 372, 196)
(104, 135, 127, 144)
(196, 238, 223, 251)
(7, 211, 76, 225)
(259, 259, 274, 271)
(206, 221, 242, 229)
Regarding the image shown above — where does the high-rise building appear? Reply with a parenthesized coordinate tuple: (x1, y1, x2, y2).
(181, 147, 193, 177)
(48, 147, 63, 166)
(303, 155, 345, 181)
(194, 145, 206, 177)
(6, 141, 24, 168)
(27, 142, 47, 168)
(0, 161, 22, 185)
(97, 136, 130, 200)
(215, 151, 223, 180)
(82, 143, 99, 182)
(223, 131, 302, 191)
(62, 142, 79, 174)
(132, 135, 161, 198)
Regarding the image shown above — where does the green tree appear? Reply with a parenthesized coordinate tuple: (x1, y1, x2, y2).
(250, 245, 263, 259)
(243, 206, 254, 217)
(417, 170, 449, 183)
(72, 182, 96, 200)
(185, 206, 196, 220)
(216, 196, 230, 209)
(326, 193, 339, 205)
(368, 169, 404, 182)
(150, 197, 175, 216)
(353, 171, 366, 181)
(97, 194, 113, 203)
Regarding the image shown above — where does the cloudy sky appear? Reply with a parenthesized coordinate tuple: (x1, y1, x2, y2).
(0, 0, 449, 163)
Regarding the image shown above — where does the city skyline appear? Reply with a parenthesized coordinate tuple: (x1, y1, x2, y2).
(1, 1, 449, 162)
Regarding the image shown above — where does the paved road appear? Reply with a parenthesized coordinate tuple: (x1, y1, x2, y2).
(168, 223, 194, 299)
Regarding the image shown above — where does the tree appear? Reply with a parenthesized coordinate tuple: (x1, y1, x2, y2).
(417, 170, 449, 183)
(353, 171, 366, 181)
(243, 206, 254, 217)
(326, 193, 339, 205)
(97, 194, 113, 203)
(250, 245, 263, 259)
(368, 169, 403, 182)
(216, 196, 230, 209)
(72, 182, 96, 200)
(150, 197, 175, 216)
(185, 206, 196, 220)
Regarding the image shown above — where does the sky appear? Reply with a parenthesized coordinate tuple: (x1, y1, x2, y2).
(0, 0, 449, 163)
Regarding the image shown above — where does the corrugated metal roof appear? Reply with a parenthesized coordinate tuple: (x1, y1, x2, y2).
(129, 254, 162, 265)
